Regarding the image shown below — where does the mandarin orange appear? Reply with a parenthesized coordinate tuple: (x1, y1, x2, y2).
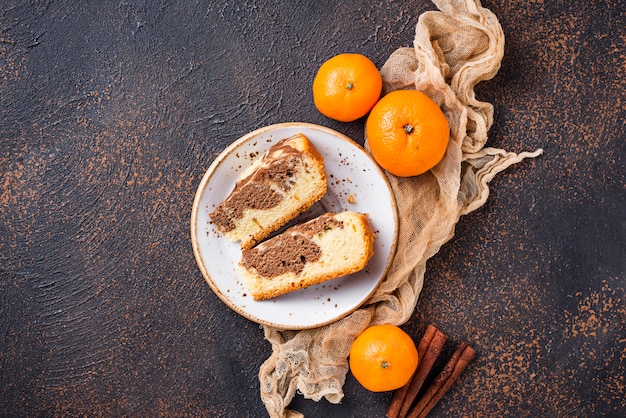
(313, 53, 382, 122)
(349, 324, 418, 392)
(366, 89, 449, 177)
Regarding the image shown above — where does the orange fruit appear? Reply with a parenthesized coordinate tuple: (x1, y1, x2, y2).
(365, 89, 449, 177)
(313, 53, 383, 122)
(349, 324, 418, 392)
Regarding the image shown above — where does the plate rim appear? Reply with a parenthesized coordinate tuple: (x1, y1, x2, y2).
(190, 122, 398, 329)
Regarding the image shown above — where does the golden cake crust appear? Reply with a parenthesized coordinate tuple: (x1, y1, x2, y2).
(210, 133, 327, 249)
(239, 212, 375, 301)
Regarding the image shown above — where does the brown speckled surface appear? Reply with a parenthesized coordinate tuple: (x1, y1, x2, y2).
(1, 1, 624, 417)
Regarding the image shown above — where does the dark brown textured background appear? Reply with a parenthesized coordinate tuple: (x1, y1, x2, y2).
(1, 1, 624, 417)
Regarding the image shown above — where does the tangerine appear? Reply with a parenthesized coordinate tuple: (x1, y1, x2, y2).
(365, 89, 449, 177)
(349, 324, 418, 392)
(313, 53, 382, 122)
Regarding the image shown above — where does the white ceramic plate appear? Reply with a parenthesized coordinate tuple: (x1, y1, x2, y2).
(191, 123, 398, 329)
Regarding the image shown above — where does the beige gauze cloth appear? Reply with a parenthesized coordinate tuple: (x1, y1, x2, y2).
(259, 0, 543, 416)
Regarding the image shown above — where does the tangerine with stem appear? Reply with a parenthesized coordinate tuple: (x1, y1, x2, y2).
(366, 89, 449, 177)
(313, 53, 382, 122)
(349, 324, 419, 392)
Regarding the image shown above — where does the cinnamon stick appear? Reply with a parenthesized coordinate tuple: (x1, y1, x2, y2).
(407, 342, 476, 418)
(386, 324, 437, 418)
(397, 327, 448, 418)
